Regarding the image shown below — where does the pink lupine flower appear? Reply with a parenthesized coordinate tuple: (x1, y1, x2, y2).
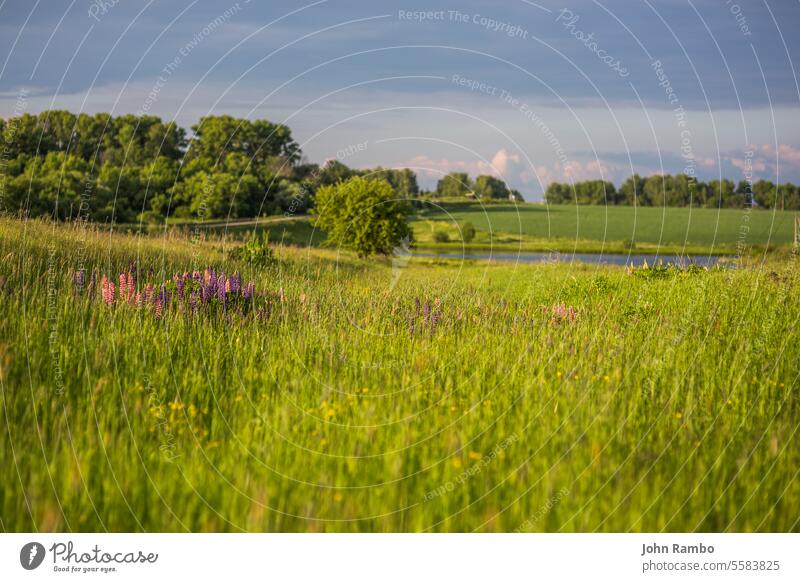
(135, 292, 143, 307)
(127, 272, 135, 302)
(104, 282, 116, 305)
(551, 303, 577, 324)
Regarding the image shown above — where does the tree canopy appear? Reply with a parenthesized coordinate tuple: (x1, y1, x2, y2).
(313, 176, 413, 257)
(0, 110, 307, 223)
(545, 174, 800, 209)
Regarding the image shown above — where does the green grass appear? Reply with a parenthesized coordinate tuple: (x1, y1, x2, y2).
(1, 218, 798, 532)
(415, 202, 798, 252)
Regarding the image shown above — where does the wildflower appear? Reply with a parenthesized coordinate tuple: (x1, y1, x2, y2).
(119, 273, 127, 302)
(551, 303, 577, 324)
(154, 299, 163, 319)
(88, 271, 97, 298)
(127, 271, 135, 303)
(100, 275, 115, 305)
(74, 269, 85, 291)
(217, 274, 227, 303)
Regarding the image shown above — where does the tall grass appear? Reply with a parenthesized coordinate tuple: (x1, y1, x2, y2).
(0, 218, 798, 532)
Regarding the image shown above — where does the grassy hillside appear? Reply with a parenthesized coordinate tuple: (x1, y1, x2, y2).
(1, 218, 798, 532)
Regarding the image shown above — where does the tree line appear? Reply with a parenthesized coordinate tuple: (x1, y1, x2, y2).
(0, 110, 528, 223)
(544, 174, 800, 209)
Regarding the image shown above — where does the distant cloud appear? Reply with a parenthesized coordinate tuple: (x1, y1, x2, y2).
(727, 143, 800, 181)
(524, 158, 637, 188)
(398, 147, 524, 182)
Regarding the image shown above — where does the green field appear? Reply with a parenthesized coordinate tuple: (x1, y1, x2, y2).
(415, 203, 797, 251)
(1, 218, 798, 532)
(182, 204, 799, 255)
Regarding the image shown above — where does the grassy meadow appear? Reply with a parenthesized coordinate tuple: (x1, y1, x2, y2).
(1, 217, 799, 532)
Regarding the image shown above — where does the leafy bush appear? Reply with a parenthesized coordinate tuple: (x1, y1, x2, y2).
(461, 221, 476, 243)
(433, 230, 450, 243)
(232, 233, 274, 267)
(313, 176, 413, 257)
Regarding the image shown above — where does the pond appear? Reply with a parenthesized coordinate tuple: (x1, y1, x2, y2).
(416, 251, 729, 267)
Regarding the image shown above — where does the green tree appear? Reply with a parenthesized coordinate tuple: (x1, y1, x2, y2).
(369, 167, 419, 198)
(473, 175, 509, 199)
(313, 176, 413, 257)
(619, 174, 644, 205)
(436, 172, 471, 197)
(315, 160, 359, 188)
(751, 180, 775, 208)
(545, 182, 571, 204)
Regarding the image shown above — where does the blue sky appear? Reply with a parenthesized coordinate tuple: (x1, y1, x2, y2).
(1, 0, 799, 198)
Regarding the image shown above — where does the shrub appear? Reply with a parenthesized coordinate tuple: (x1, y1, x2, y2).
(433, 230, 450, 243)
(313, 176, 413, 257)
(232, 232, 275, 267)
(461, 221, 476, 243)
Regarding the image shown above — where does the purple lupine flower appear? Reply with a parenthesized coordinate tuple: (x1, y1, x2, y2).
(189, 290, 197, 311)
(423, 300, 431, 324)
(209, 270, 217, 295)
(230, 272, 241, 294)
(88, 271, 97, 298)
(176, 277, 184, 298)
(74, 269, 85, 292)
(217, 275, 227, 304)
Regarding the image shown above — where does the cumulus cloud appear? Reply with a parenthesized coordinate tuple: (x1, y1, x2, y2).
(726, 143, 800, 180)
(524, 159, 635, 188)
(398, 148, 524, 182)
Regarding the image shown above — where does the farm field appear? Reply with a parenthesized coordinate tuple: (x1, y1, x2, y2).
(1, 218, 798, 532)
(180, 204, 799, 256)
(415, 203, 797, 251)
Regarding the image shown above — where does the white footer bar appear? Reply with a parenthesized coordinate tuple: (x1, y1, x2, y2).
(1, 534, 797, 581)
